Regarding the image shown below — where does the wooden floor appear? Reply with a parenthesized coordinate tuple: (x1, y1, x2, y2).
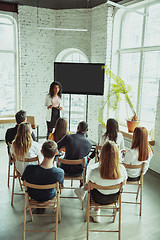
(0, 139, 160, 240)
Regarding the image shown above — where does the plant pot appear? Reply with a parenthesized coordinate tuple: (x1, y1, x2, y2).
(126, 120, 140, 133)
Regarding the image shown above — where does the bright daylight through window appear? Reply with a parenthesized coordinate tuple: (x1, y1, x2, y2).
(0, 14, 18, 116)
(117, 1, 160, 132)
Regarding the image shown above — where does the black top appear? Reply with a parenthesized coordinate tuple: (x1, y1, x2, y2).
(5, 124, 36, 144)
(21, 165, 64, 202)
(57, 132, 92, 174)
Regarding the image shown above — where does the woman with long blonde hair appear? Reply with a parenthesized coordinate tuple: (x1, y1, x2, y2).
(75, 141, 127, 222)
(123, 127, 153, 180)
(11, 122, 42, 174)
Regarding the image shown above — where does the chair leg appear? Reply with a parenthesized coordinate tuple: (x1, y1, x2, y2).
(58, 204, 61, 223)
(113, 204, 117, 223)
(26, 195, 33, 221)
(118, 197, 121, 240)
(29, 208, 33, 222)
(22, 195, 27, 240)
(86, 205, 90, 240)
(8, 161, 11, 187)
(136, 184, 140, 200)
(82, 199, 84, 210)
(140, 185, 142, 216)
(59, 184, 62, 194)
(11, 165, 16, 206)
(16, 169, 23, 191)
(17, 174, 23, 191)
(71, 180, 73, 187)
(85, 201, 89, 222)
(55, 202, 59, 240)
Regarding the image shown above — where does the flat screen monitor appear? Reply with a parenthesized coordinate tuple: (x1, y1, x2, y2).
(54, 62, 105, 95)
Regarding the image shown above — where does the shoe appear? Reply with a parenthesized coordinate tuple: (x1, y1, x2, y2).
(74, 187, 86, 201)
(32, 208, 45, 214)
(90, 209, 101, 223)
(38, 208, 45, 214)
(79, 180, 83, 187)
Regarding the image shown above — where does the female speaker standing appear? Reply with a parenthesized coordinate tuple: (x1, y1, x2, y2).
(45, 81, 63, 139)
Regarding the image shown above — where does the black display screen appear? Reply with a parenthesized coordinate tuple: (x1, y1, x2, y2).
(54, 62, 105, 95)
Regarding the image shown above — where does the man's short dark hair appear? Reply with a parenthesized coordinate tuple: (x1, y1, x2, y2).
(42, 140, 57, 158)
(15, 110, 26, 124)
(77, 121, 88, 133)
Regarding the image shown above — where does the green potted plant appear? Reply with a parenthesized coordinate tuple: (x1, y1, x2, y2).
(98, 66, 139, 133)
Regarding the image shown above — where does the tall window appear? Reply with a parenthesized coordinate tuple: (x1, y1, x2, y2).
(115, 1, 160, 131)
(56, 48, 89, 132)
(0, 14, 18, 116)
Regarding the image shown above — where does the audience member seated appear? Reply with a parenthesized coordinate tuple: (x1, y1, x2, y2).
(99, 118, 124, 149)
(88, 118, 125, 161)
(122, 127, 153, 181)
(75, 141, 127, 223)
(5, 110, 36, 153)
(48, 117, 67, 156)
(11, 122, 42, 175)
(21, 140, 64, 203)
(48, 117, 67, 142)
(57, 121, 92, 176)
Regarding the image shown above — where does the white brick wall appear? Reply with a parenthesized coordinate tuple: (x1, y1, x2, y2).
(88, 4, 114, 142)
(1, 3, 159, 174)
(16, 4, 114, 142)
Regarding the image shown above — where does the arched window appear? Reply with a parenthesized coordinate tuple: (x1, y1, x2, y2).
(112, 1, 160, 132)
(55, 48, 89, 132)
(0, 14, 18, 116)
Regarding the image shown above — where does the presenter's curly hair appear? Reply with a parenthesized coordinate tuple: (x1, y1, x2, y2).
(13, 122, 32, 161)
(100, 141, 121, 179)
(49, 81, 62, 98)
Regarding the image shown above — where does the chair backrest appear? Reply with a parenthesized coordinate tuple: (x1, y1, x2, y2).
(24, 156, 40, 164)
(88, 180, 123, 192)
(58, 158, 85, 166)
(58, 158, 86, 179)
(27, 116, 35, 128)
(12, 155, 40, 176)
(15, 155, 40, 164)
(23, 180, 59, 191)
(123, 162, 145, 182)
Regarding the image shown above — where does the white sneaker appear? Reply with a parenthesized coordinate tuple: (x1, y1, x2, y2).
(90, 209, 101, 223)
(74, 187, 86, 201)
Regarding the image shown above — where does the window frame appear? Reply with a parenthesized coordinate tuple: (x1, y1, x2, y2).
(0, 11, 19, 118)
(110, 0, 160, 130)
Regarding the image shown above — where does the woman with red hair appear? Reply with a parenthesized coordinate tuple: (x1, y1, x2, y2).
(123, 127, 153, 181)
(75, 141, 127, 222)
